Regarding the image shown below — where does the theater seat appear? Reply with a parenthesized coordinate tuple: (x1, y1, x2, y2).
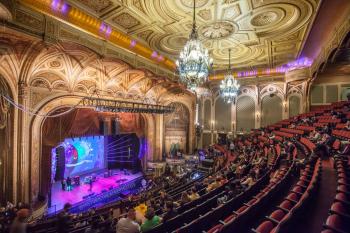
(330, 202, 350, 216)
(269, 209, 286, 222)
(206, 224, 223, 233)
(254, 221, 274, 233)
(279, 200, 293, 211)
(324, 214, 350, 233)
(335, 193, 350, 204)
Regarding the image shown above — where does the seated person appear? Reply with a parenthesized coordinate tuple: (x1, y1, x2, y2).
(162, 202, 177, 222)
(241, 172, 255, 189)
(188, 189, 200, 201)
(179, 191, 191, 206)
(141, 208, 161, 232)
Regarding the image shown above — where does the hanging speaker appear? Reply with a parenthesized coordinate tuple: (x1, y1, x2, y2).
(99, 120, 104, 135)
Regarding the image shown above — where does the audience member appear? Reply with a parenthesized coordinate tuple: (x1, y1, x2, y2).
(140, 208, 161, 232)
(116, 209, 140, 233)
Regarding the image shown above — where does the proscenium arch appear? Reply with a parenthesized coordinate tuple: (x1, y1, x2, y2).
(28, 94, 156, 201)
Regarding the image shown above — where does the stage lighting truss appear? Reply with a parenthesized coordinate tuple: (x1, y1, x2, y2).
(81, 97, 175, 114)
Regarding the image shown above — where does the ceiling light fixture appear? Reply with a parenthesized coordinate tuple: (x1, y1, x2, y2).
(219, 49, 240, 104)
(176, 0, 213, 91)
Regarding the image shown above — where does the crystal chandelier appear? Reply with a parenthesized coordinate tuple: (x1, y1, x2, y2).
(220, 49, 240, 104)
(176, 0, 213, 91)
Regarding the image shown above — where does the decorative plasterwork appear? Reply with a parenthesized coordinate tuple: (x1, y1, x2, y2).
(0, 31, 193, 107)
(65, 0, 320, 70)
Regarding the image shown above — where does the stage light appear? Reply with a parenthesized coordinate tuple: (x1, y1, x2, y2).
(82, 96, 174, 114)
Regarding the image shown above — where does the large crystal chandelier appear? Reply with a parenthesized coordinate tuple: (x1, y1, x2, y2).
(176, 0, 213, 91)
(220, 49, 240, 104)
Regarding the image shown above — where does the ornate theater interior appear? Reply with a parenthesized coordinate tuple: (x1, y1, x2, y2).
(0, 0, 350, 232)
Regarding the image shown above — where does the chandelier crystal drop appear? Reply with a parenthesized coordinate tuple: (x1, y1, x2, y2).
(176, 0, 213, 91)
(219, 49, 240, 104)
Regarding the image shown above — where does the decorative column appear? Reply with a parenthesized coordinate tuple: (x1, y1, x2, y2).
(211, 98, 215, 144)
(255, 101, 261, 129)
(282, 83, 289, 119)
(17, 81, 30, 203)
(285, 67, 312, 114)
(231, 102, 236, 137)
(154, 114, 164, 161)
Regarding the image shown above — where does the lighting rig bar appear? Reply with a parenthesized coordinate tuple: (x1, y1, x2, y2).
(81, 97, 174, 114)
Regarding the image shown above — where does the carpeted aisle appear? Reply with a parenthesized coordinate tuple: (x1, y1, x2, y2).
(294, 158, 337, 233)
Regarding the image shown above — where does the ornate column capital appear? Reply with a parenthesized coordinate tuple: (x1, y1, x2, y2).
(18, 81, 29, 98)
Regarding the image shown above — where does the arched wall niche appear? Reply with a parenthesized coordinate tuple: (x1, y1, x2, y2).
(236, 96, 255, 132)
(0, 76, 15, 205)
(203, 99, 211, 130)
(0, 1, 13, 21)
(214, 97, 231, 132)
(261, 95, 283, 127)
(289, 95, 301, 117)
(164, 102, 190, 155)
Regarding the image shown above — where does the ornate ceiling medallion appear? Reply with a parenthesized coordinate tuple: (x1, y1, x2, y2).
(180, 0, 208, 8)
(201, 21, 235, 39)
(250, 10, 282, 27)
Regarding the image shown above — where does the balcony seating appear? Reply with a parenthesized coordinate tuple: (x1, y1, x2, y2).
(300, 137, 316, 152)
(252, 159, 321, 233)
(332, 130, 350, 139)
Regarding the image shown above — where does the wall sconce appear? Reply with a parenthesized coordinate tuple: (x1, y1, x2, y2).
(283, 101, 287, 112)
(211, 120, 215, 131)
(256, 111, 260, 121)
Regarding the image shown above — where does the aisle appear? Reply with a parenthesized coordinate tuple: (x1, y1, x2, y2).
(294, 158, 337, 233)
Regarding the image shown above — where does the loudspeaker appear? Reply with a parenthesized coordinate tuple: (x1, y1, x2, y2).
(99, 120, 104, 135)
(111, 119, 119, 135)
(269, 93, 275, 98)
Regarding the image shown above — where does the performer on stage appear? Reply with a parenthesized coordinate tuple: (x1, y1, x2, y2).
(66, 176, 72, 191)
(61, 179, 66, 191)
(88, 178, 93, 192)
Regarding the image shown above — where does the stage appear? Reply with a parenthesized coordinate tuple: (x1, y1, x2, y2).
(49, 170, 143, 214)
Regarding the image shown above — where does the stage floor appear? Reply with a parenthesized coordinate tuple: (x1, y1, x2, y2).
(50, 170, 142, 212)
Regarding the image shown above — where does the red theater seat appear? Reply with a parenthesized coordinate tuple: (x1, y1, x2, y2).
(255, 221, 274, 233)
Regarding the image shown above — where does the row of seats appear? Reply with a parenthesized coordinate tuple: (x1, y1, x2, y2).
(300, 137, 316, 152)
(203, 166, 294, 233)
(280, 128, 304, 135)
(296, 125, 315, 132)
(332, 130, 350, 139)
(252, 159, 322, 233)
(273, 131, 294, 139)
(322, 157, 350, 233)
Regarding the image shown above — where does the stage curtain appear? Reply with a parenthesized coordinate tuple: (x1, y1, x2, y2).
(41, 109, 100, 196)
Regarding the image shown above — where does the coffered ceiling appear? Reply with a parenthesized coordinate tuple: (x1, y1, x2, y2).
(67, 0, 321, 71)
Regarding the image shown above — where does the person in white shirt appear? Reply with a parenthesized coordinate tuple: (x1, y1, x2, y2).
(116, 209, 140, 233)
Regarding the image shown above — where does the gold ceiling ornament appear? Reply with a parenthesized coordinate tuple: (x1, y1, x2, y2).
(19, 0, 176, 71)
(19, 0, 319, 74)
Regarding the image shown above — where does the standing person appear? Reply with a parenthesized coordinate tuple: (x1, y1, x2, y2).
(61, 179, 66, 191)
(56, 203, 72, 233)
(9, 209, 30, 233)
(66, 177, 72, 191)
(229, 141, 235, 153)
(116, 209, 140, 233)
(89, 178, 93, 192)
